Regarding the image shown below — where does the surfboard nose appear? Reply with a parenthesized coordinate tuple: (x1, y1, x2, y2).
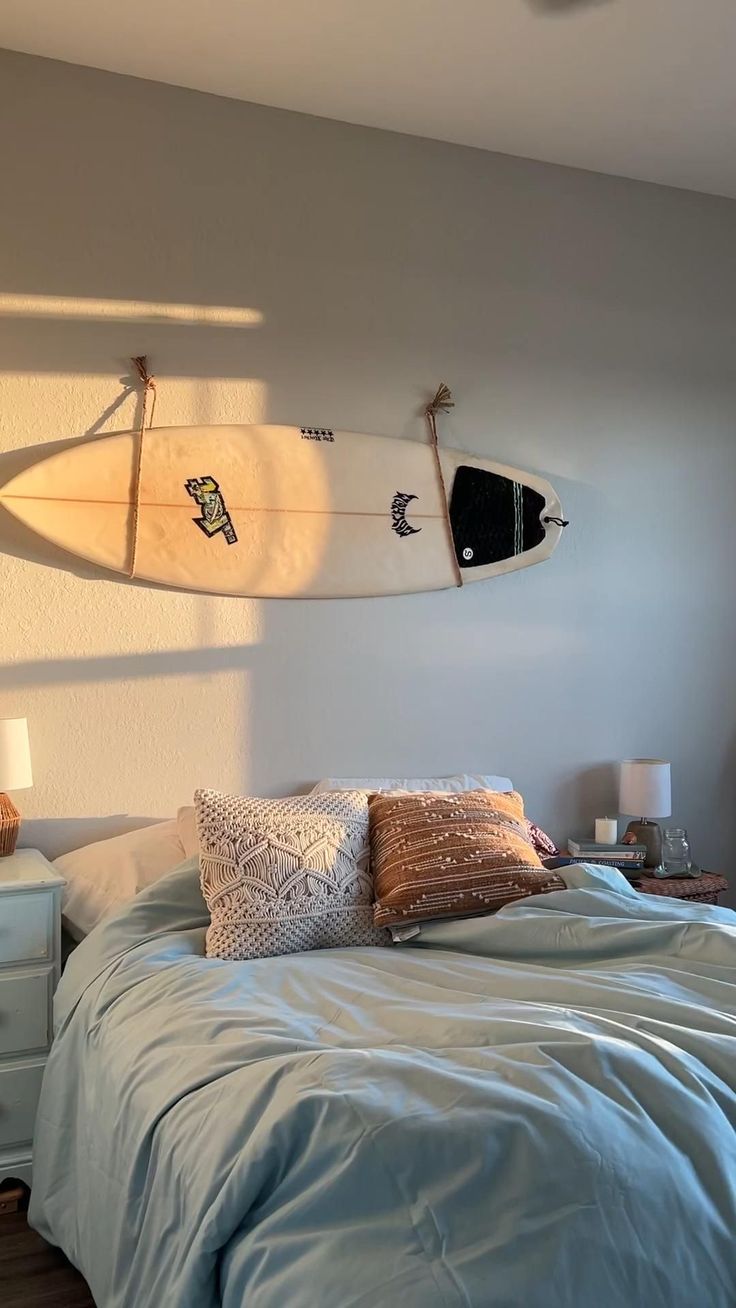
(448, 464, 548, 570)
(0, 435, 135, 573)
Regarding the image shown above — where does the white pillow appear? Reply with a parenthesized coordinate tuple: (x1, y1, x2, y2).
(177, 805, 198, 858)
(311, 773, 513, 795)
(55, 819, 187, 939)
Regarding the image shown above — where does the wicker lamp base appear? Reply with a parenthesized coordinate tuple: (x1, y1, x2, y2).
(0, 793, 21, 856)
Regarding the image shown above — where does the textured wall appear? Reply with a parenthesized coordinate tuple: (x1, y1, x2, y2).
(1, 50, 735, 893)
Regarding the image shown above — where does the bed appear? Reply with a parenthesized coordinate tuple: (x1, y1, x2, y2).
(29, 857, 736, 1307)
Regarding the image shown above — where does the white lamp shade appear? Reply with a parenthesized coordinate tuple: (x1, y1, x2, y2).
(619, 759, 671, 820)
(0, 718, 33, 792)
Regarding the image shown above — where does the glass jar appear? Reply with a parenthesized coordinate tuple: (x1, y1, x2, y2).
(661, 828, 698, 878)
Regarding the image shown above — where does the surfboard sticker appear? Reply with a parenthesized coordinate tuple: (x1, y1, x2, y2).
(0, 424, 566, 598)
(300, 427, 335, 442)
(390, 492, 421, 538)
(184, 477, 238, 545)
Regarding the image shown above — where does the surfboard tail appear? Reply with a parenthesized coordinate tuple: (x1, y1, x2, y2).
(441, 454, 566, 582)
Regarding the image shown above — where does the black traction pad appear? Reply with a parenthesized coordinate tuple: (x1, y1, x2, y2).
(449, 465, 546, 568)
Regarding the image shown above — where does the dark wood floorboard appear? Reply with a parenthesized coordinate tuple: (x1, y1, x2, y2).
(0, 1211, 95, 1307)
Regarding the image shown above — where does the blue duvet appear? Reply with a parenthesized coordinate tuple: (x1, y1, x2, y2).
(30, 860, 736, 1306)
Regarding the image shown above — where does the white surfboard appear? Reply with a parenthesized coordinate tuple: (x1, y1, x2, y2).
(0, 425, 566, 598)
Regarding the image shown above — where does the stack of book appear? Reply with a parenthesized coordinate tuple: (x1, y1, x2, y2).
(562, 837, 647, 876)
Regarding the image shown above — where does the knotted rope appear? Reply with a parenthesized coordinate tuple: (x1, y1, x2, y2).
(128, 355, 157, 576)
(425, 383, 463, 587)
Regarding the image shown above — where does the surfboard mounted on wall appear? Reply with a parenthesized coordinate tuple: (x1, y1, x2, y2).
(0, 424, 566, 598)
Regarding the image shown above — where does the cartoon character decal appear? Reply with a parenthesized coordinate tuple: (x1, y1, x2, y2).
(185, 477, 237, 545)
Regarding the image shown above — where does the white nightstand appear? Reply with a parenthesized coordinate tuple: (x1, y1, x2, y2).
(0, 848, 64, 1189)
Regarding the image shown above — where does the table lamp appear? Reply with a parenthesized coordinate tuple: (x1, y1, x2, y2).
(0, 717, 33, 856)
(619, 758, 671, 868)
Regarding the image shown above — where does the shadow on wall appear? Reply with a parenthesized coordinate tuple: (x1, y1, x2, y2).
(7, 50, 715, 864)
(3, 646, 263, 690)
(21, 814, 165, 862)
(527, 0, 613, 13)
(0, 364, 149, 576)
(0, 271, 596, 868)
(553, 762, 620, 841)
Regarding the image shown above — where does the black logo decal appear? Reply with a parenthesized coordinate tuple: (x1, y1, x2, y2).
(300, 427, 335, 442)
(391, 491, 421, 538)
(185, 477, 238, 545)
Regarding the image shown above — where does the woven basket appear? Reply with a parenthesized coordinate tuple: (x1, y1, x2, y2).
(0, 793, 20, 856)
(636, 872, 727, 906)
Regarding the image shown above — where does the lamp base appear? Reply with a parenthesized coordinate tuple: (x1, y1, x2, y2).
(625, 818, 663, 869)
(0, 793, 21, 856)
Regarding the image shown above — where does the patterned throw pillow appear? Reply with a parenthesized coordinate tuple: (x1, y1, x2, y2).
(195, 788, 389, 960)
(526, 820, 559, 858)
(369, 790, 565, 929)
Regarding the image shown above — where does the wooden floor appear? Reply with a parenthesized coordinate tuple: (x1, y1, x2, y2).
(0, 1211, 95, 1307)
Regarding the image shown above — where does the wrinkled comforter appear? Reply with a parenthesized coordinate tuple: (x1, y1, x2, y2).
(30, 859, 736, 1307)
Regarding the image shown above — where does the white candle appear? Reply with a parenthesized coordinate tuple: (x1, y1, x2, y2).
(595, 817, 618, 844)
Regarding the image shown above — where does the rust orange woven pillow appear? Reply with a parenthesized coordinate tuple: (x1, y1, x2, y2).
(369, 790, 565, 929)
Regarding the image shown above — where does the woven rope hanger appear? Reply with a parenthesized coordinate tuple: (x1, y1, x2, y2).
(128, 355, 156, 577)
(424, 382, 463, 588)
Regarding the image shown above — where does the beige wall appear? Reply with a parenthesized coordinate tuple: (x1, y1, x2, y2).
(1, 50, 735, 894)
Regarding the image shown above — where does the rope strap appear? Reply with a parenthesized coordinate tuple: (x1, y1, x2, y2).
(425, 383, 463, 588)
(128, 355, 157, 577)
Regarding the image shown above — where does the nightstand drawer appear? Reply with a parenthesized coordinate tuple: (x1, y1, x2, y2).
(0, 890, 54, 964)
(0, 1061, 45, 1149)
(0, 970, 51, 1055)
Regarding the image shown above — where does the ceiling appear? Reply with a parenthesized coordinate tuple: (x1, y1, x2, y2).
(3, 0, 736, 198)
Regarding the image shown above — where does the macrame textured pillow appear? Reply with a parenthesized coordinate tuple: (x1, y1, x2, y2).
(195, 788, 389, 960)
(369, 790, 565, 929)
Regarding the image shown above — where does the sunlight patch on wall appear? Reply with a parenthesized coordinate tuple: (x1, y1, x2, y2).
(0, 293, 262, 327)
(1, 364, 266, 676)
(0, 374, 267, 446)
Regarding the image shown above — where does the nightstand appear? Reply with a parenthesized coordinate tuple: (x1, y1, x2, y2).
(0, 848, 64, 1189)
(635, 872, 728, 906)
